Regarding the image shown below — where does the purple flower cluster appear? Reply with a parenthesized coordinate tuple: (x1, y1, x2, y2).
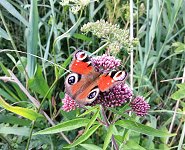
(91, 54, 121, 73)
(130, 96, 150, 116)
(62, 94, 78, 112)
(89, 83, 133, 107)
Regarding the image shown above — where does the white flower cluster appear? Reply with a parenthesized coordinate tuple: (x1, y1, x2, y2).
(81, 20, 133, 53)
(60, 0, 98, 14)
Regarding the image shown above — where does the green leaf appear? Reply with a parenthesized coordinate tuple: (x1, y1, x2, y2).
(176, 83, 185, 90)
(0, 88, 18, 102)
(171, 83, 185, 100)
(0, 96, 42, 121)
(6, 53, 17, 65)
(0, 114, 31, 126)
(80, 144, 102, 150)
(171, 89, 185, 100)
(115, 120, 175, 137)
(28, 66, 51, 98)
(0, 0, 29, 27)
(0, 124, 30, 136)
(0, 62, 10, 75)
(27, 0, 39, 77)
(34, 118, 90, 135)
(108, 107, 131, 119)
(121, 140, 146, 150)
(64, 124, 101, 148)
(84, 108, 100, 133)
(103, 124, 113, 150)
(78, 106, 99, 117)
(16, 57, 27, 73)
(172, 42, 185, 53)
(73, 33, 92, 42)
(0, 27, 10, 40)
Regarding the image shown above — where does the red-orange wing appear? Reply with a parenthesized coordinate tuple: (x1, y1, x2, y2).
(70, 60, 93, 75)
(97, 74, 114, 92)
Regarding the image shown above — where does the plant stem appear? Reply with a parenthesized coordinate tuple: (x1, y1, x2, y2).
(90, 42, 109, 56)
(129, 0, 134, 91)
(25, 121, 35, 150)
(100, 105, 119, 150)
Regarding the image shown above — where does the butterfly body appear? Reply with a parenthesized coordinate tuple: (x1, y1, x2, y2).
(65, 50, 128, 105)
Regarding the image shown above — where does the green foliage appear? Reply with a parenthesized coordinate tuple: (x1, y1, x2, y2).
(34, 118, 91, 135)
(28, 66, 51, 99)
(103, 124, 113, 150)
(64, 124, 101, 148)
(0, 0, 185, 149)
(115, 120, 175, 137)
(171, 83, 185, 100)
(27, 0, 39, 77)
(0, 96, 42, 121)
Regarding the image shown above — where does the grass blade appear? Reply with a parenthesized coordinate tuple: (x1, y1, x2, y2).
(27, 0, 39, 77)
(0, 27, 10, 40)
(0, 0, 29, 27)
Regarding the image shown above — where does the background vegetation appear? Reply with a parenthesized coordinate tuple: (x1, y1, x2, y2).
(0, 0, 185, 149)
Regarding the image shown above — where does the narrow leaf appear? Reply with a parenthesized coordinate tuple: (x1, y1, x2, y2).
(0, 96, 42, 121)
(78, 106, 99, 117)
(0, 0, 29, 27)
(115, 120, 175, 137)
(103, 124, 113, 150)
(27, 0, 39, 77)
(28, 66, 51, 98)
(0, 88, 18, 102)
(0, 114, 31, 126)
(84, 108, 100, 133)
(0, 125, 30, 136)
(64, 124, 101, 148)
(171, 89, 185, 100)
(108, 107, 131, 119)
(176, 83, 185, 90)
(121, 140, 146, 150)
(80, 144, 102, 150)
(34, 118, 90, 135)
(0, 27, 10, 40)
(73, 33, 92, 42)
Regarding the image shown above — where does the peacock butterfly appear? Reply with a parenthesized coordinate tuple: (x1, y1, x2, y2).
(65, 50, 128, 105)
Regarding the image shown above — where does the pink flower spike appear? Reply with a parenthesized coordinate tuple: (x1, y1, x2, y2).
(91, 54, 121, 73)
(130, 96, 150, 117)
(62, 94, 79, 112)
(89, 83, 133, 107)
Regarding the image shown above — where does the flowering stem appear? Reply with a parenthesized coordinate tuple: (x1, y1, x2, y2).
(129, 0, 134, 90)
(100, 105, 119, 150)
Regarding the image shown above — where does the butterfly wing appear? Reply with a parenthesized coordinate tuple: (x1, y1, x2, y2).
(69, 50, 93, 75)
(65, 50, 100, 105)
(97, 71, 128, 92)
